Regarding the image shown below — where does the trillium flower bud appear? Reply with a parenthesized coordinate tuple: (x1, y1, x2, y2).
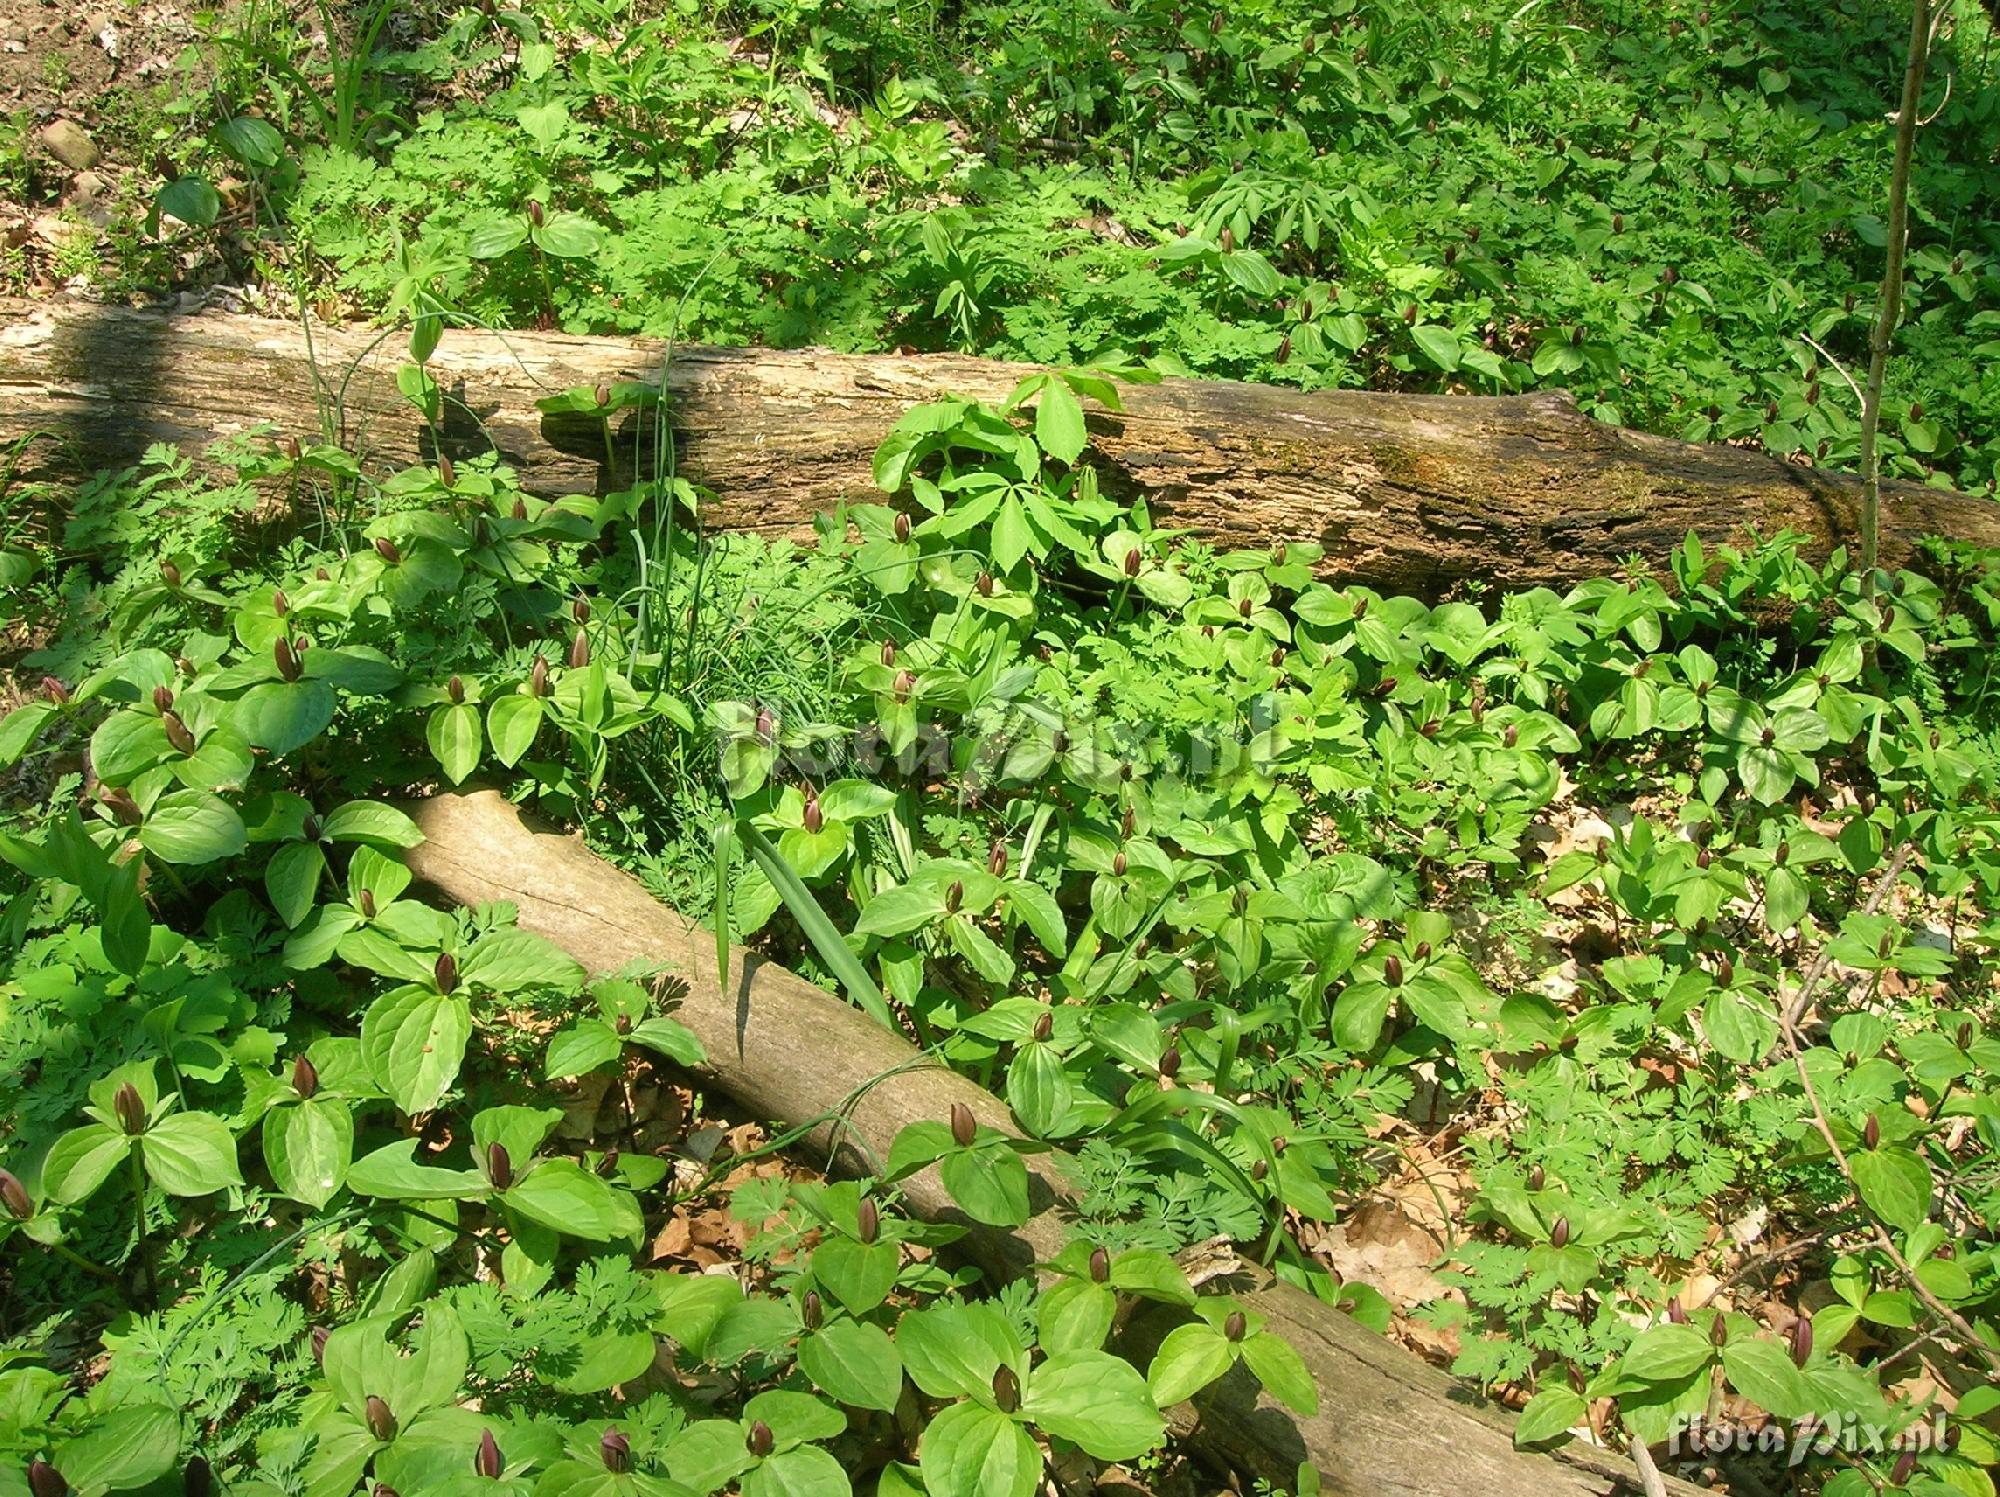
(1414, 941, 1432, 961)
(1251, 1158, 1268, 1181)
(312, 1326, 330, 1363)
(1123, 548, 1142, 577)
(1112, 851, 1127, 876)
(316, 566, 331, 581)
(162, 561, 183, 588)
(803, 795, 824, 835)
(1238, 595, 1253, 618)
(1958, 1022, 1974, 1050)
(747, 1421, 774, 1458)
(1709, 1315, 1729, 1347)
(893, 670, 914, 701)
(1272, 647, 1287, 668)
(1275, 335, 1291, 364)
(448, 675, 465, 705)
(1223, 1310, 1247, 1342)
(292, 1054, 319, 1099)
(945, 879, 963, 913)
(1667, 1301, 1688, 1325)
(755, 706, 775, 740)
(163, 711, 196, 756)
(487, 1143, 512, 1190)
(101, 787, 143, 827)
(1121, 804, 1137, 839)
(1033, 1010, 1052, 1042)
(365, 1395, 397, 1442)
(526, 199, 544, 227)
(1219, 227, 1234, 253)
(568, 628, 590, 670)
(597, 1148, 620, 1176)
(1790, 1316, 1812, 1367)
(0, 1168, 31, 1219)
(435, 951, 459, 994)
(1089, 1245, 1110, 1282)
(375, 1486, 401, 1497)
(1891, 1448, 1917, 1486)
(951, 1102, 977, 1148)
(273, 588, 290, 619)
(893, 512, 911, 543)
(1717, 957, 1734, 987)
(1527, 1164, 1544, 1191)
(511, 497, 528, 520)
(1548, 1216, 1571, 1248)
(27, 1459, 66, 1497)
(530, 654, 550, 698)
(358, 889, 377, 919)
(373, 536, 402, 566)
(595, 383, 612, 408)
(153, 685, 175, 713)
(614, 1012, 631, 1035)
(992, 1365, 1020, 1413)
(976, 571, 993, 597)
(1159, 1045, 1181, 1080)
(1864, 1114, 1881, 1150)
(880, 640, 897, 667)
(437, 454, 456, 489)
(475, 1429, 503, 1478)
(600, 1430, 631, 1473)
(275, 638, 302, 682)
(855, 1196, 879, 1244)
(280, 435, 302, 462)
(1383, 955, 1403, 986)
(1661, 265, 1679, 286)
(184, 1454, 214, 1497)
(114, 1082, 147, 1135)
(42, 676, 69, 705)
(801, 1289, 823, 1330)
(988, 839, 1007, 878)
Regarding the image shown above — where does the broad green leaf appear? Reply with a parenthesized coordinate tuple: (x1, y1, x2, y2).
(139, 790, 247, 865)
(1621, 1323, 1714, 1383)
(427, 702, 482, 783)
(140, 1111, 244, 1196)
(321, 800, 423, 848)
(1513, 1387, 1585, 1446)
(506, 1159, 639, 1242)
(488, 694, 544, 767)
(919, 1400, 1040, 1497)
(1033, 378, 1087, 464)
(360, 987, 473, 1113)
(264, 1098, 354, 1208)
(57, 1402, 182, 1493)
(799, 1320, 903, 1413)
(1720, 1339, 1813, 1420)
(265, 840, 327, 929)
(1021, 1351, 1164, 1459)
(938, 1144, 1031, 1227)
(42, 1123, 133, 1205)
(1146, 1322, 1234, 1406)
(1851, 1147, 1932, 1232)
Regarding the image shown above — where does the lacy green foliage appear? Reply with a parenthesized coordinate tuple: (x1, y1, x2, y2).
(127, 0, 2000, 502)
(1, 382, 1998, 1495)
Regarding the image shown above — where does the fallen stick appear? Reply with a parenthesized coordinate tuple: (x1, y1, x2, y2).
(403, 789, 1702, 1495)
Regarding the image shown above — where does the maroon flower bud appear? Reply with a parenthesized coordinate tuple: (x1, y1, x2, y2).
(373, 536, 402, 566)
(1089, 1245, 1110, 1282)
(511, 497, 528, 521)
(27, 1459, 66, 1497)
(1223, 1310, 1247, 1342)
(1112, 851, 1127, 876)
(437, 454, 456, 489)
(0, 1169, 31, 1219)
(474, 1429, 503, 1478)
(375, 1487, 400, 1497)
(1414, 941, 1432, 961)
(1238, 596, 1253, 618)
(988, 839, 1007, 878)
(1123, 548, 1142, 578)
(992, 1364, 1020, 1412)
(568, 628, 590, 670)
(42, 676, 69, 705)
(893, 670, 914, 701)
(435, 951, 458, 994)
(893, 512, 911, 543)
(747, 1421, 774, 1458)
(280, 435, 302, 462)
(162, 561, 183, 588)
(1159, 1045, 1181, 1080)
(1710, 1315, 1729, 1348)
(1891, 1448, 1918, 1486)
(1220, 227, 1234, 253)
(855, 1196, 879, 1244)
(1383, 954, 1403, 986)
(1503, 723, 1518, 747)
(803, 795, 824, 835)
(365, 1395, 397, 1442)
(1661, 265, 1679, 286)
(600, 1430, 631, 1473)
(153, 685, 175, 713)
(100, 787, 143, 827)
(1549, 1217, 1571, 1248)
(1527, 1164, 1544, 1191)
(1033, 1010, 1052, 1042)
(184, 1455, 213, 1497)
(1121, 804, 1137, 840)
(529, 654, 550, 698)
(976, 571, 994, 597)
(292, 1054, 319, 1099)
(1696, 846, 1712, 870)
(951, 1102, 977, 1148)
(801, 1289, 823, 1331)
(754, 705, 775, 741)
(1790, 1316, 1812, 1367)
(163, 711, 196, 756)
(447, 675, 466, 705)
(1271, 1135, 1287, 1154)
(312, 1325, 330, 1363)
(596, 1148, 620, 1176)
(273, 588, 290, 619)
(526, 200, 544, 227)
(486, 1143, 512, 1191)
(1251, 1158, 1268, 1181)
(358, 889, 377, 919)
(944, 879, 963, 913)
(1864, 1114, 1881, 1150)
(614, 1012, 632, 1035)
(315, 566, 330, 581)
(1958, 1022, 1974, 1050)
(1275, 335, 1291, 364)
(1272, 647, 1287, 668)
(880, 640, 897, 667)
(113, 1082, 146, 1135)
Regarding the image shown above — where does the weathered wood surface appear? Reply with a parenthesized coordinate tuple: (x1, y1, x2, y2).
(4, 294, 1995, 594)
(403, 789, 1702, 1497)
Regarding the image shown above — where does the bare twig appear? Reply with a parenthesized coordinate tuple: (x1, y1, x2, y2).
(1781, 842, 1910, 1030)
(1629, 1434, 1670, 1497)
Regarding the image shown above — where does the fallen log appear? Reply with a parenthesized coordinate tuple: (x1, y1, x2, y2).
(403, 789, 1700, 1497)
(4, 295, 1996, 595)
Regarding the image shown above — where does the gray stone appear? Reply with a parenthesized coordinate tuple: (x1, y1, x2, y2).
(40, 119, 100, 172)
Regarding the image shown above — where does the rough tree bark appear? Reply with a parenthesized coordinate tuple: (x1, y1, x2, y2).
(403, 789, 1702, 1497)
(4, 295, 1995, 595)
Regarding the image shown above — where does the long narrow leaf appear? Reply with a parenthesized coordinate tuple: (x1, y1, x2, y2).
(737, 820, 900, 1036)
(712, 820, 736, 996)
